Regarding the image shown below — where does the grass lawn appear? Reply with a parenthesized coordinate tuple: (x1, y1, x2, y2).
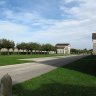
(0, 54, 65, 66)
(13, 55, 96, 96)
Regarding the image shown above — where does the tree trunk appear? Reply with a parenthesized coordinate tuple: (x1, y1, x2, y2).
(30, 50, 32, 55)
(23, 50, 24, 55)
(26, 50, 28, 55)
(35, 50, 36, 54)
(40, 50, 42, 54)
(8, 49, 9, 55)
(13, 49, 14, 55)
(18, 49, 19, 55)
(0, 49, 1, 55)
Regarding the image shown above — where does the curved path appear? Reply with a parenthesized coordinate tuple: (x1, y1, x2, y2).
(0, 55, 88, 84)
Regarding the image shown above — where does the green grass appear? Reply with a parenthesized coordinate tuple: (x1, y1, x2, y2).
(0, 54, 65, 66)
(13, 55, 96, 96)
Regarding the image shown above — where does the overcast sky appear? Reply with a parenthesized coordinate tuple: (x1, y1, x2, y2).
(0, 0, 95, 49)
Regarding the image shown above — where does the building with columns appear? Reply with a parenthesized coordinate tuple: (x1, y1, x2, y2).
(56, 43, 71, 54)
(92, 33, 96, 54)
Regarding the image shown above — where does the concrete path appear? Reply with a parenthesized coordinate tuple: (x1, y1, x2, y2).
(19, 55, 78, 62)
(0, 55, 88, 85)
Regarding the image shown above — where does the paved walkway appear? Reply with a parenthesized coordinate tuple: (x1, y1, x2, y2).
(19, 55, 78, 62)
(0, 55, 88, 85)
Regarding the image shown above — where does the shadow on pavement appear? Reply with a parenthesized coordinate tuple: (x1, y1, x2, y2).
(39, 55, 87, 67)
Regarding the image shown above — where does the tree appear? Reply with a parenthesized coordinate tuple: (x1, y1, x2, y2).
(25, 43, 31, 55)
(20, 42, 26, 52)
(32, 43, 41, 54)
(2, 39, 15, 55)
(51, 45, 56, 51)
(71, 48, 81, 54)
(41, 44, 54, 54)
(16, 43, 22, 55)
(17, 42, 26, 54)
(27, 42, 33, 55)
(88, 49, 93, 54)
(0, 39, 3, 55)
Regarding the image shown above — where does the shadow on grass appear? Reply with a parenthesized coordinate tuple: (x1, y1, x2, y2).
(40, 55, 96, 76)
(63, 55, 96, 76)
(13, 55, 96, 96)
(13, 82, 96, 96)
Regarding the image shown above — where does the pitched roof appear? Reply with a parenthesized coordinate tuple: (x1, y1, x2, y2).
(56, 43, 70, 46)
(92, 33, 96, 39)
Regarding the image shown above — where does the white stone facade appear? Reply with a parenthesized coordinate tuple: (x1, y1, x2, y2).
(56, 44, 71, 54)
(92, 33, 96, 54)
(93, 40, 96, 54)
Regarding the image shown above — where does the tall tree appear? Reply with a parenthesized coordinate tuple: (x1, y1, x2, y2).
(32, 43, 41, 54)
(2, 39, 15, 55)
(16, 43, 22, 55)
(0, 39, 3, 55)
(25, 43, 31, 55)
(41, 44, 54, 54)
(28, 42, 33, 55)
(18, 42, 26, 54)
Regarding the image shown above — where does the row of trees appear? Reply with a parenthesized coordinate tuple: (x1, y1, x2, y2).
(0, 39, 15, 55)
(71, 48, 92, 54)
(0, 38, 92, 55)
(16, 42, 56, 54)
(0, 39, 56, 55)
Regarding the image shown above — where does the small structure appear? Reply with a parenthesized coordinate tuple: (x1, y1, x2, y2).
(0, 74, 12, 96)
(92, 33, 96, 54)
(56, 43, 71, 54)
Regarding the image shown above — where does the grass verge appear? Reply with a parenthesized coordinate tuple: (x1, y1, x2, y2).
(0, 54, 66, 66)
(13, 55, 96, 96)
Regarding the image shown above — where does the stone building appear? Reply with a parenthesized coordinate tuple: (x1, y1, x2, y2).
(56, 43, 71, 54)
(92, 33, 96, 54)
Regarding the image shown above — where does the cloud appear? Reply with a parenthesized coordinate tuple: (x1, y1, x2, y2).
(32, 19, 93, 47)
(3, 9, 41, 24)
(60, 0, 96, 20)
(2, 9, 57, 29)
(0, 20, 32, 42)
(0, 0, 95, 49)
(0, 21, 30, 33)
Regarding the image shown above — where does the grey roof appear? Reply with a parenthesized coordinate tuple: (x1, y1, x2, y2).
(92, 33, 96, 39)
(56, 43, 70, 46)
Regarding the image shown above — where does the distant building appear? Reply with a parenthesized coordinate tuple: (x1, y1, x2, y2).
(92, 33, 96, 54)
(56, 43, 71, 54)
